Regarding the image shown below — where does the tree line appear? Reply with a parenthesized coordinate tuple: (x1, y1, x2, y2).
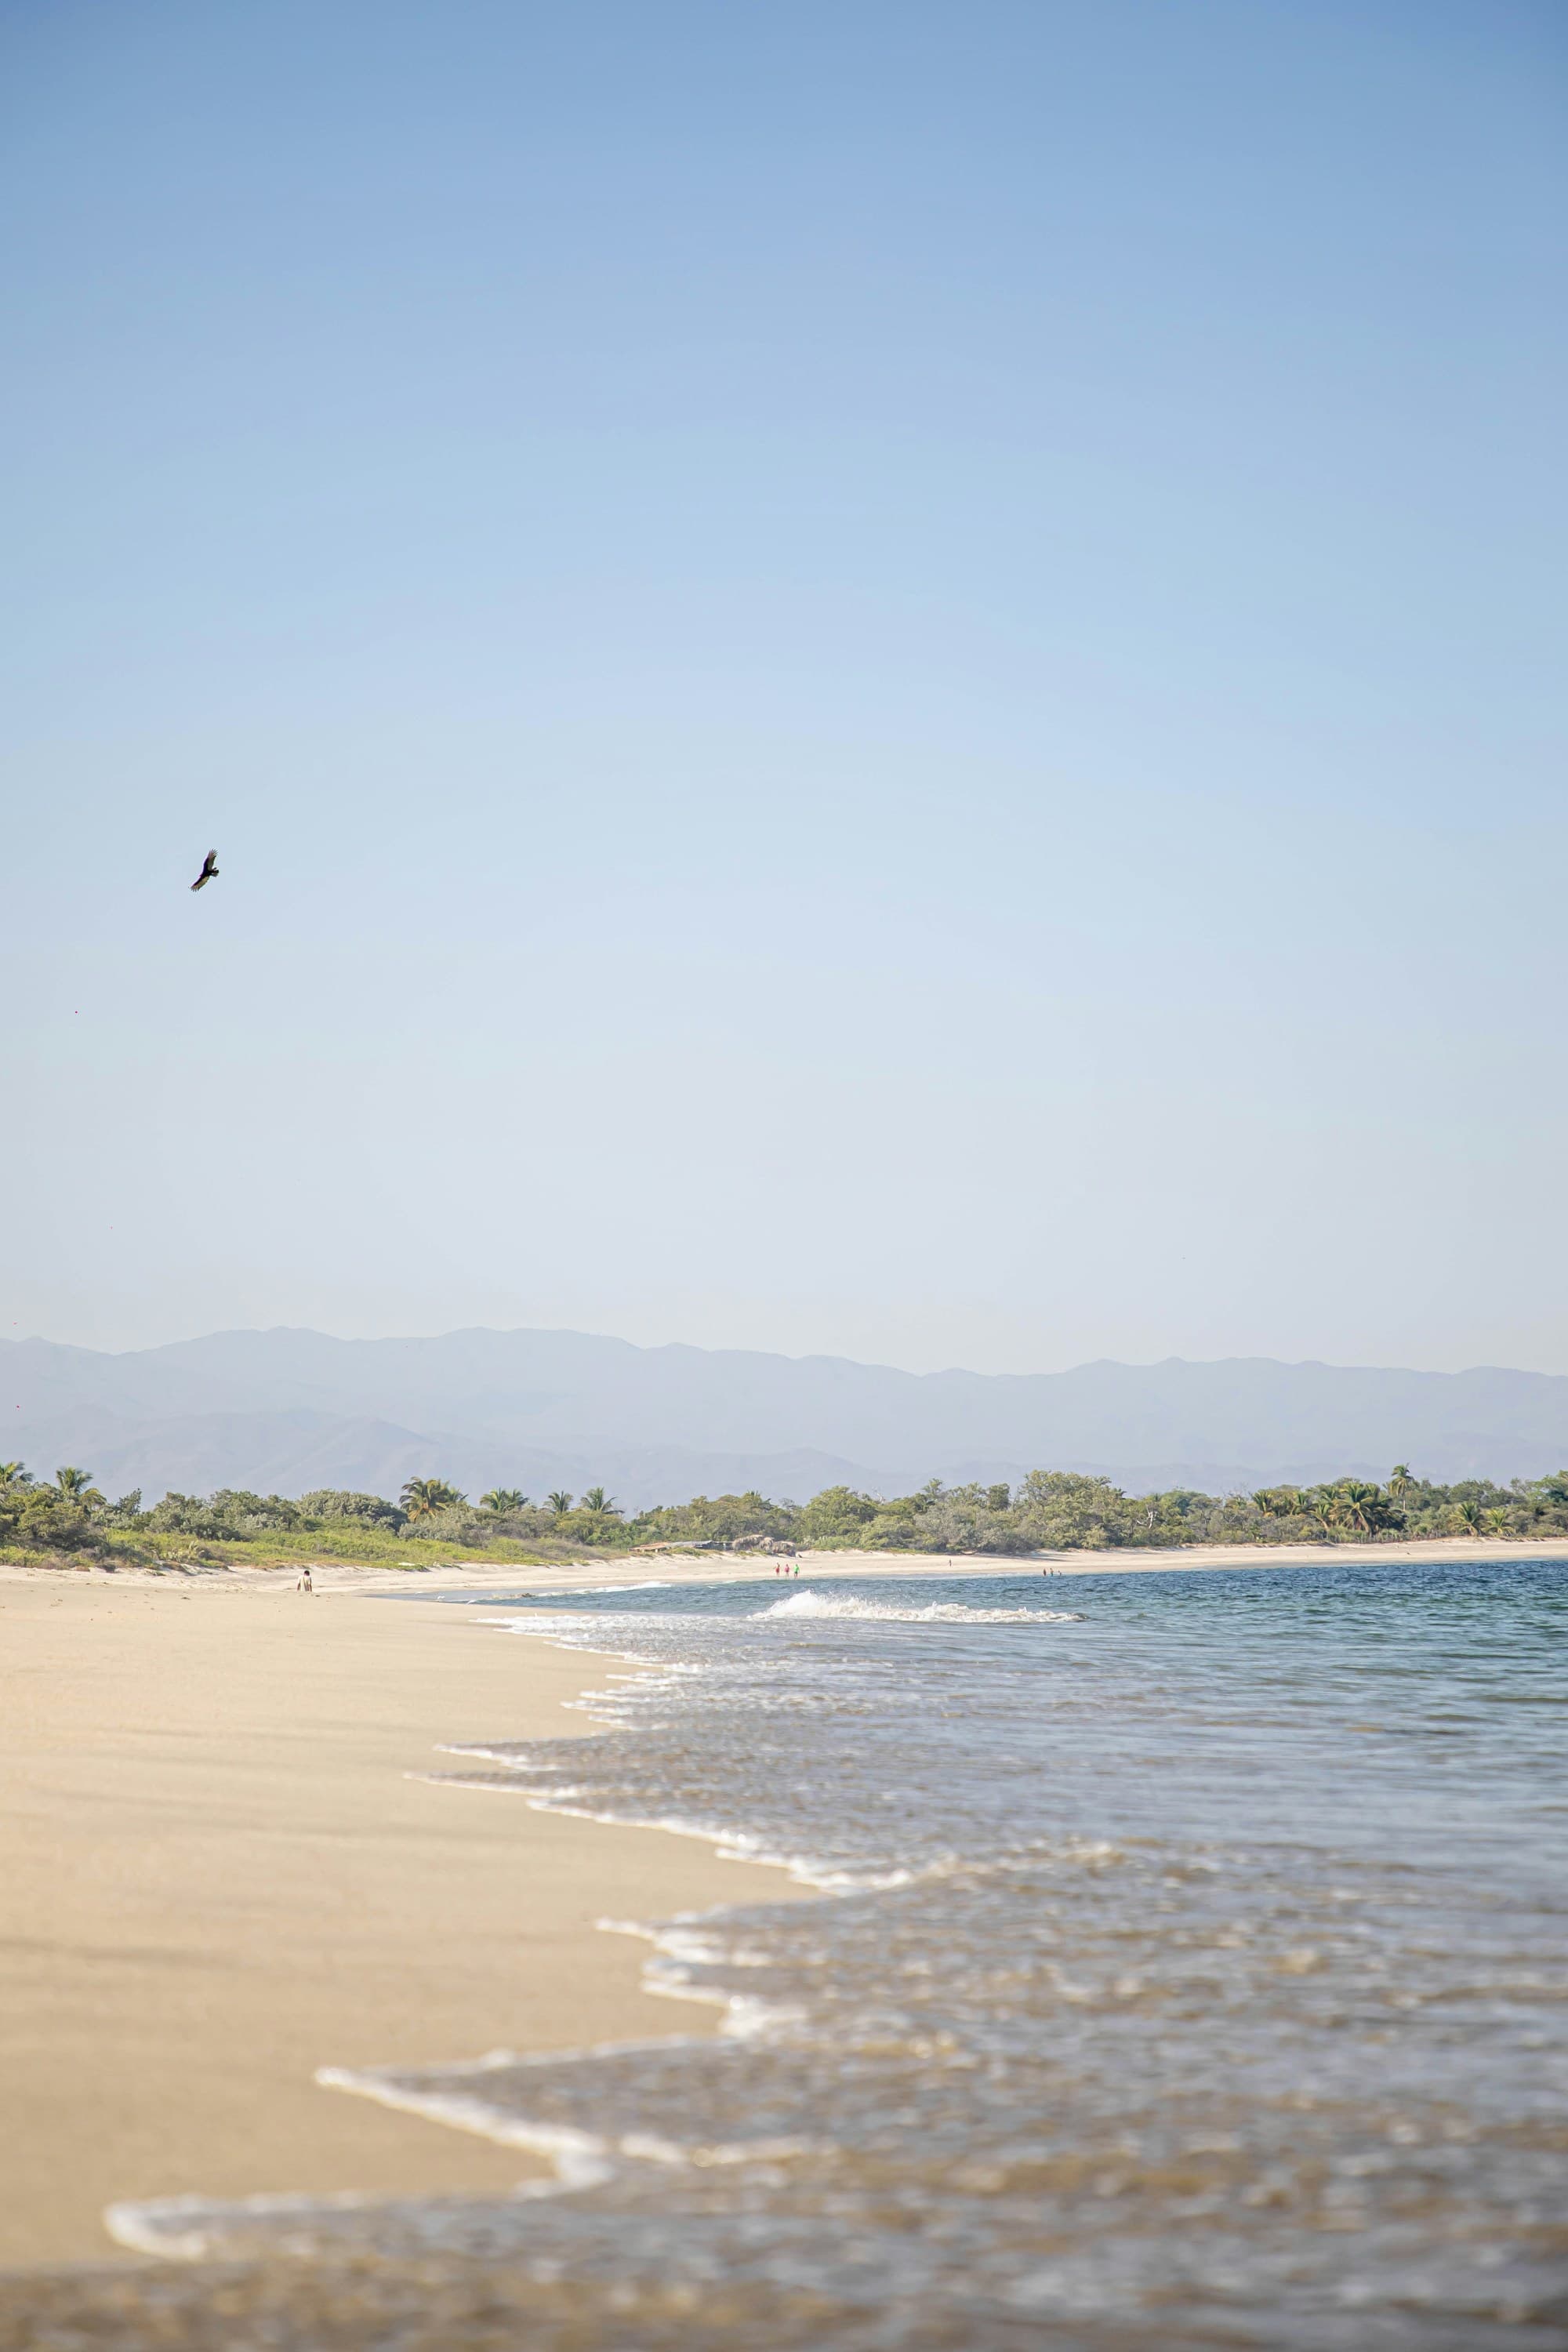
(3, 1457, 1567, 1558)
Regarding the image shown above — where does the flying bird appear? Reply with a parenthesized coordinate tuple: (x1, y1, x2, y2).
(191, 850, 219, 891)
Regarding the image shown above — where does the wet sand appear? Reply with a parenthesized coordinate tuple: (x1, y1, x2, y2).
(0, 1581, 787, 2270)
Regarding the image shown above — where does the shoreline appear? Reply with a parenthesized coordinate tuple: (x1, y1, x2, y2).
(4, 1541, 1561, 2267)
(2, 1530, 1561, 1601)
(0, 1581, 803, 2271)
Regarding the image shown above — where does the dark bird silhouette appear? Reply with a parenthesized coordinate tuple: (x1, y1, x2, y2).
(191, 850, 219, 891)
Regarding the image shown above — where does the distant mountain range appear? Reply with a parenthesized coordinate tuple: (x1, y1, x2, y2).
(4, 1327, 1567, 1508)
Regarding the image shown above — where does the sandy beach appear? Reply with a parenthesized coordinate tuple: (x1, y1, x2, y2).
(0, 1579, 789, 2270)
(2, 1528, 1546, 1602)
(252, 1530, 1568, 1596)
(3, 1535, 1556, 2273)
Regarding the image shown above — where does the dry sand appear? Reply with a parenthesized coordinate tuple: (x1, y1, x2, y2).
(0, 1579, 792, 2271)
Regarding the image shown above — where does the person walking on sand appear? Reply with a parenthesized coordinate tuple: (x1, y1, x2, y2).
(298, 1566, 314, 1594)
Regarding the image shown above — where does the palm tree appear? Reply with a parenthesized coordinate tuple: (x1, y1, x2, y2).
(1449, 1498, 1485, 1540)
(54, 1465, 105, 1509)
(580, 1486, 620, 1518)
(0, 1461, 34, 1490)
(400, 1476, 466, 1520)
(1388, 1464, 1414, 1503)
(1305, 1490, 1338, 1539)
(546, 1490, 574, 1516)
(1482, 1507, 1515, 1540)
(1330, 1480, 1384, 1537)
(481, 1489, 527, 1514)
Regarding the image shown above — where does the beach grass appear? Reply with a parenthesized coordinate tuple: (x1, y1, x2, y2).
(0, 1523, 598, 1575)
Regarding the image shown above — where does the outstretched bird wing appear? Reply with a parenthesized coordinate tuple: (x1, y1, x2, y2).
(191, 851, 218, 891)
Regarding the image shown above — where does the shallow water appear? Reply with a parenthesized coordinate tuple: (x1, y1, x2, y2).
(106, 1559, 1568, 2347)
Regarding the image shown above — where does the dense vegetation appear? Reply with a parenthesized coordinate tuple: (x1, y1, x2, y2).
(3, 1458, 1566, 1567)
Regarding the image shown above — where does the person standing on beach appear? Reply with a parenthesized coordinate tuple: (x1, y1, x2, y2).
(298, 1566, 313, 1594)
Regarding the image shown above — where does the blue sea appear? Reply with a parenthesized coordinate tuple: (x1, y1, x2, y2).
(114, 1557, 1568, 2349)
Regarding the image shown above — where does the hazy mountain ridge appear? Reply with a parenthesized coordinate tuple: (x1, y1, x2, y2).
(3, 1327, 1566, 1508)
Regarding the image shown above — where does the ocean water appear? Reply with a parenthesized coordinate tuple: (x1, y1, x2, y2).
(106, 1559, 1568, 2350)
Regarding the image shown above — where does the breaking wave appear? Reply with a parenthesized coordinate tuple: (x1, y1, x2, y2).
(754, 1590, 1080, 1624)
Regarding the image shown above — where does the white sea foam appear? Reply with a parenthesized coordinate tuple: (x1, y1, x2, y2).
(557, 1580, 674, 1594)
(105, 2188, 394, 2260)
(754, 1590, 1082, 1624)
(314, 2052, 657, 2186)
(315, 2049, 817, 2178)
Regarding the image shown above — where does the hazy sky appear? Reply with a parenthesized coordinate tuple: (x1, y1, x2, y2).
(5, 1, 1565, 1374)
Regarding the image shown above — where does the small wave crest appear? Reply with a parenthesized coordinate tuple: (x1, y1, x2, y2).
(755, 1591, 1080, 1624)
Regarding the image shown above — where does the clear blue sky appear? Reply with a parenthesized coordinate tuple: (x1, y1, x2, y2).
(4, 1, 1565, 1374)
